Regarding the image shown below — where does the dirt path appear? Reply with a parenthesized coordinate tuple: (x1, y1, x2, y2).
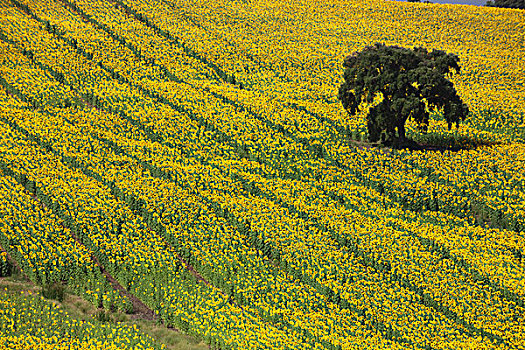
(21, 189, 162, 321)
(72, 230, 159, 321)
(24, 183, 237, 324)
(139, 217, 241, 309)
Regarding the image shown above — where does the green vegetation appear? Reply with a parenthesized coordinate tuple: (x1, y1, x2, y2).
(0, 0, 524, 348)
(338, 43, 469, 145)
(0, 275, 208, 350)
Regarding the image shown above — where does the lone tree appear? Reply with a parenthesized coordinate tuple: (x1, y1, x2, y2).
(338, 43, 469, 144)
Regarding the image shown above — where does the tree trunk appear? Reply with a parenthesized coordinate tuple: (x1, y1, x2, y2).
(397, 123, 406, 140)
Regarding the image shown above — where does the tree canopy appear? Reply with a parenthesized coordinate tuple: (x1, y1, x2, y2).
(486, 0, 525, 9)
(338, 43, 469, 144)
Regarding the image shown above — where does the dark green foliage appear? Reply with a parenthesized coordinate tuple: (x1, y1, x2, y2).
(486, 0, 525, 9)
(42, 282, 66, 302)
(338, 43, 469, 144)
(0, 255, 13, 277)
(95, 310, 113, 323)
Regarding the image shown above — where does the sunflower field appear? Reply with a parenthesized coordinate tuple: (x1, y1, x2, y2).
(0, 0, 524, 348)
(0, 289, 164, 350)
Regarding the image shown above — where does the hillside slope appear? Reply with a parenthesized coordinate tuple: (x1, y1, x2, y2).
(0, 0, 524, 348)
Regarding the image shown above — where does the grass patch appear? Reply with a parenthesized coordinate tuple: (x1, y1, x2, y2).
(41, 282, 66, 302)
(134, 321, 210, 350)
(0, 276, 209, 350)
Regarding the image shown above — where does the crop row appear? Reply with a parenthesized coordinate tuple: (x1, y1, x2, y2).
(0, 52, 515, 348)
(6, 0, 524, 240)
(0, 289, 162, 350)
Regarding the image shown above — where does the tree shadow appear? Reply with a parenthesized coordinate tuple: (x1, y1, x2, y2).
(387, 133, 501, 152)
